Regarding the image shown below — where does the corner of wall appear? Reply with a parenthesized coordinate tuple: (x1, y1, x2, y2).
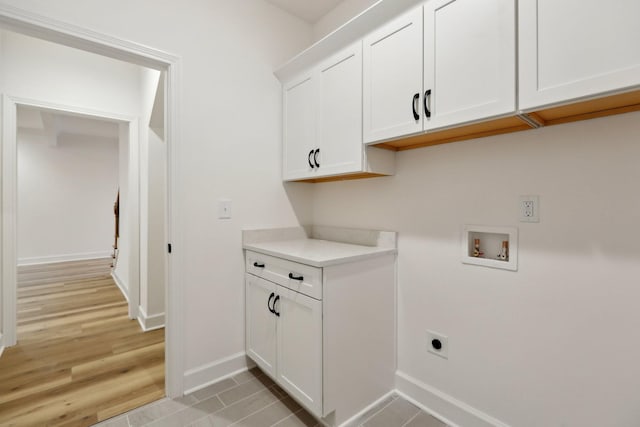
(183, 352, 255, 395)
(137, 305, 165, 332)
(395, 371, 511, 427)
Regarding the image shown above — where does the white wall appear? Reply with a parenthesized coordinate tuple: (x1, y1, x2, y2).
(138, 67, 165, 325)
(312, 112, 640, 427)
(313, 0, 378, 41)
(0, 0, 314, 382)
(16, 129, 118, 263)
(0, 30, 141, 116)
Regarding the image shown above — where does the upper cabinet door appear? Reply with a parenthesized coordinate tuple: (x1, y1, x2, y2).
(424, 0, 516, 130)
(283, 72, 317, 181)
(519, 0, 640, 111)
(316, 42, 364, 177)
(363, 7, 424, 144)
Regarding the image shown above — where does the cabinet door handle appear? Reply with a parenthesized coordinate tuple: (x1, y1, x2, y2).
(308, 149, 315, 169)
(273, 295, 280, 317)
(253, 262, 265, 268)
(267, 292, 275, 314)
(313, 148, 320, 168)
(424, 89, 432, 118)
(288, 273, 304, 281)
(412, 93, 420, 121)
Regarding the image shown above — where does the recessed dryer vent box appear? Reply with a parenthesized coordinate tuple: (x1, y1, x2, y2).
(461, 225, 518, 271)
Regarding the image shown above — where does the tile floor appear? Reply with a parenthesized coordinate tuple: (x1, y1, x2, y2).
(93, 368, 448, 427)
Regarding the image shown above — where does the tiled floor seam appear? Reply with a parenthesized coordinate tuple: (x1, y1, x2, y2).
(399, 412, 420, 427)
(222, 391, 286, 427)
(357, 394, 399, 426)
(270, 408, 306, 427)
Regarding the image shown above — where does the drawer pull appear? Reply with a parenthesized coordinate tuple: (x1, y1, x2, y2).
(267, 292, 275, 314)
(253, 262, 265, 268)
(273, 295, 280, 317)
(288, 273, 304, 281)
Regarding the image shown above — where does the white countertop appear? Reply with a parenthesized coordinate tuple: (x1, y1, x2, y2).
(244, 238, 396, 267)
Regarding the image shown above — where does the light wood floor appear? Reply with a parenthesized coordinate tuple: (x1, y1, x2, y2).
(0, 269, 164, 426)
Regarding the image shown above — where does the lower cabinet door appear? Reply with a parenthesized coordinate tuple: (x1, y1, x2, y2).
(275, 286, 323, 416)
(245, 275, 277, 378)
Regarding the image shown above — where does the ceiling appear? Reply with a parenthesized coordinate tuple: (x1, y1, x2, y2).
(264, 0, 344, 23)
(17, 106, 120, 144)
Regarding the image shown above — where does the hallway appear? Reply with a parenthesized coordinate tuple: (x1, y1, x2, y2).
(0, 262, 164, 426)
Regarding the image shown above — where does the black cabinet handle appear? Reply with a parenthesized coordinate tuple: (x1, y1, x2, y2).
(313, 148, 320, 168)
(308, 149, 315, 168)
(412, 93, 420, 121)
(288, 273, 304, 281)
(267, 292, 275, 314)
(424, 89, 432, 118)
(273, 295, 280, 317)
(253, 262, 265, 268)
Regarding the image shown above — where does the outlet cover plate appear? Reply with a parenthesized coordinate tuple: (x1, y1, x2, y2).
(426, 330, 448, 359)
(519, 195, 539, 222)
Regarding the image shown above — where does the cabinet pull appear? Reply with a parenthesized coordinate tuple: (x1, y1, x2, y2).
(308, 149, 315, 168)
(313, 148, 320, 168)
(267, 292, 275, 314)
(273, 295, 280, 317)
(253, 262, 265, 268)
(288, 273, 304, 281)
(424, 89, 432, 118)
(412, 93, 420, 121)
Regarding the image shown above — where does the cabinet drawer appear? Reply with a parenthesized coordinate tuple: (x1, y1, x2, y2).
(246, 251, 322, 300)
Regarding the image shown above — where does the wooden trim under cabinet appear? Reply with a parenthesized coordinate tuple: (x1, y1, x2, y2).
(371, 88, 640, 153)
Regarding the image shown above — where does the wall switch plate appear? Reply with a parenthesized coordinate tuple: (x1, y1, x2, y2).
(426, 330, 448, 359)
(218, 199, 232, 219)
(519, 195, 539, 223)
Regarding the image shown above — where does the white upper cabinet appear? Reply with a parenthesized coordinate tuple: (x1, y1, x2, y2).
(424, 0, 516, 130)
(363, 7, 424, 144)
(519, 0, 640, 111)
(283, 73, 316, 181)
(316, 42, 364, 177)
(282, 42, 394, 181)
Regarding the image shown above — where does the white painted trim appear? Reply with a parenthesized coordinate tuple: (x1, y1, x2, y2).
(338, 390, 396, 427)
(111, 271, 130, 303)
(0, 332, 5, 359)
(137, 306, 165, 332)
(18, 252, 112, 266)
(395, 371, 511, 427)
(1, 95, 18, 347)
(183, 352, 253, 395)
(0, 4, 184, 399)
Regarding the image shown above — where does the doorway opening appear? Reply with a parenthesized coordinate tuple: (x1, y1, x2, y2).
(0, 7, 184, 423)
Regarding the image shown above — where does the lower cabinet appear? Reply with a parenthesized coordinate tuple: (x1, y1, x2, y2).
(245, 274, 322, 416)
(244, 250, 396, 425)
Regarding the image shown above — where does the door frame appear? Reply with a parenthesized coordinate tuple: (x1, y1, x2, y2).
(0, 4, 185, 398)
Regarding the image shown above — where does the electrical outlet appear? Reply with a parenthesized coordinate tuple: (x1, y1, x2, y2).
(519, 195, 539, 223)
(426, 330, 448, 359)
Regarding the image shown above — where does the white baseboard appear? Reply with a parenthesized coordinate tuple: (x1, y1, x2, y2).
(0, 333, 4, 359)
(111, 271, 129, 303)
(137, 306, 165, 332)
(395, 371, 511, 427)
(337, 390, 396, 427)
(18, 251, 111, 266)
(183, 352, 255, 395)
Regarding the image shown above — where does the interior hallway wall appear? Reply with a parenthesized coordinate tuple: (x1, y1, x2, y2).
(312, 112, 640, 427)
(17, 129, 118, 263)
(138, 67, 165, 328)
